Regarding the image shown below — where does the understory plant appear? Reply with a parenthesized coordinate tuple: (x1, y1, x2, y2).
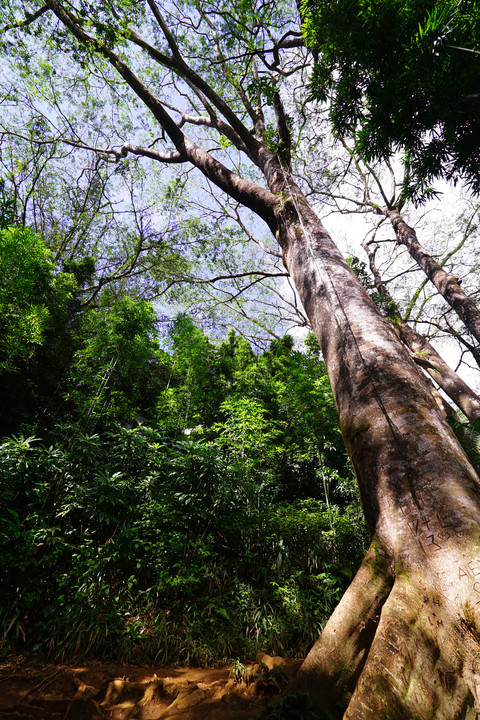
(0, 313, 366, 663)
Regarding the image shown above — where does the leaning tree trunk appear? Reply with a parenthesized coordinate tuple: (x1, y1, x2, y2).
(361, 237, 480, 422)
(266, 170, 480, 719)
(398, 322, 480, 422)
(386, 207, 480, 348)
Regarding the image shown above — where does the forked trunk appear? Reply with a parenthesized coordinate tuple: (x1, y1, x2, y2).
(268, 180, 480, 719)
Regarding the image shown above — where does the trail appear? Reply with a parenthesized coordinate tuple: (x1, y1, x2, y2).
(0, 652, 302, 719)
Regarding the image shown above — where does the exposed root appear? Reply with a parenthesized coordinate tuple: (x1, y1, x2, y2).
(288, 543, 393, 716)
(0, 653, 302, 720)
(292, 553, 480, 720)
(344, 576, 472, 719)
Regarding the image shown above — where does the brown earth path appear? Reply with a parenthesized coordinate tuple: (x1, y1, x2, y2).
(0, 653, 302, 720)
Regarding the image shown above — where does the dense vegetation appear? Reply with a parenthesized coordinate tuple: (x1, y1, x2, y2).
(0, 226, 366, 665)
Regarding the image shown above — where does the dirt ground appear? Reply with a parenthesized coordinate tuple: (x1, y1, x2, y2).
(0, 652, 302, 719)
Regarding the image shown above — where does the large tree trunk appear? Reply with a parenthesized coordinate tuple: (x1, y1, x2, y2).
(20, 3, 480, 716)
(267, 175, 480, 718)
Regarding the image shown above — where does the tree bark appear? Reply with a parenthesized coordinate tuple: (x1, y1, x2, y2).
(362, 238, 480, 422)
(399, 322, 480, 422)
(386, 208, 480, 347)
(265, 171, 480, 718)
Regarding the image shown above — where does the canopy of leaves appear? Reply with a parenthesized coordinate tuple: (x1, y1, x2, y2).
(301, 0, 480, 199)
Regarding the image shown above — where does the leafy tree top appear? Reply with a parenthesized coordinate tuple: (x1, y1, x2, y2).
(301, 0, 480, 200)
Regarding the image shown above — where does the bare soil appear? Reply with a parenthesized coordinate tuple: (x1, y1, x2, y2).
(0, 652, 302, 719)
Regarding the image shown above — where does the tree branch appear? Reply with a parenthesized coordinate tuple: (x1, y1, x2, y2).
(127, 2, 261, 160)
(0, 4, 49, 33)
(362, 237, 480, 420)
(385, 207, 480, 346)
(44, 0, 279, 230)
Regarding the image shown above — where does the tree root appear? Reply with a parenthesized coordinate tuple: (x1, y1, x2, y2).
(288, 543, 393, 716)
(344, 575, 471, 719)
(290, 544, 480, 719)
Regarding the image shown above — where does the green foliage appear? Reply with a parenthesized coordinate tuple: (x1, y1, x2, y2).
(302, 0, 480, 199)
(230, 658, 249, 682)
(0, 226, 76, 372)
(0, 179, 15, 229)
(213, 395, 281, 464)
(66, 294, 166, 427)
(0, 205, 363, 663)
(448, 417, 480, 476)
(0, 226, 95, 434)
(0, 315, 366, 664)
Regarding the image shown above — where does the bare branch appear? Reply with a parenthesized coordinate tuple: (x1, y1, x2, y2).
(44, 0, 280, 228)
(189, 270, 288, 284)
(226, 207, 281, 257)
(1, 131, 187, 163)
(115, 142, 187, 163)
(126, 5, 260, 160)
